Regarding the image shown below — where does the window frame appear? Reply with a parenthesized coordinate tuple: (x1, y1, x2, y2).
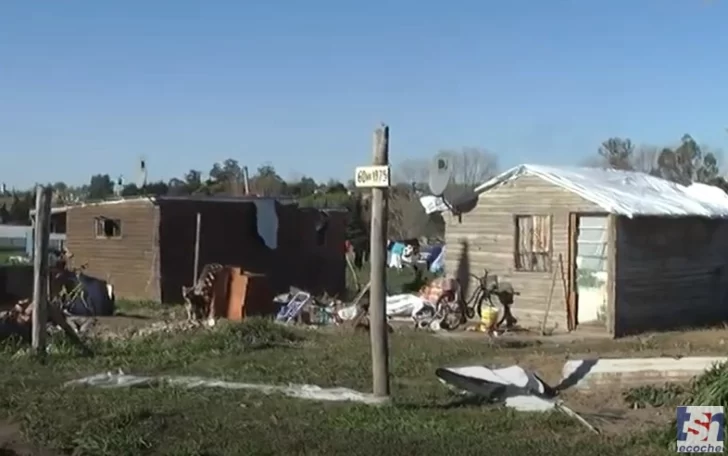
(94, 216, 123, 239)
(513, 214, 553, 272)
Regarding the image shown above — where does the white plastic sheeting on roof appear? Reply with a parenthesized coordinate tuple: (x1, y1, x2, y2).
(686, 182, 728, 208)
(474, 164, 728, 218)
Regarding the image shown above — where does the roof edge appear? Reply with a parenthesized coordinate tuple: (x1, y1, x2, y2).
(473, 164, 630, 217)
(472, 164, 728, 219)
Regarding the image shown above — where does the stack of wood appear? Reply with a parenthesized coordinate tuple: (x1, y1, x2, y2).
(347, 282, 394, 333)
(0, 298, 33, 327)
(0, 296, 93, 356)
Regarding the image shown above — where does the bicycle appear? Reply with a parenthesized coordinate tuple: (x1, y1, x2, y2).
(433, 269, 519, 331)
(50, 262, 91, 315)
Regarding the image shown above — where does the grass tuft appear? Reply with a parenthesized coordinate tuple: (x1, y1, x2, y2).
(647, 361, 728, 449)
(623, 384, 687, 409)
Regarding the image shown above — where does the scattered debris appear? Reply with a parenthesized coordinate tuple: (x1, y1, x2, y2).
(276, 289, 313, 323)
(273, 288, 343, 327)
(0, 299, 33, 328)
(0, 298, 92, 354)
(436, 364, 599, 434)
(66, 370, 389, 405)
(338, 294, 433, 321)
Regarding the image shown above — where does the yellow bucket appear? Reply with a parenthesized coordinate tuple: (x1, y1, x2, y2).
(479, 306, 499, 332)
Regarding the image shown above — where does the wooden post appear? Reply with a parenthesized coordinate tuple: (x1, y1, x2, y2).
(345, 254, 361, 292)
(369, 124, 390, 398)
(193, 212, 202, 282)
(31, 185, 53, 356)
(242, 167, 251, 195)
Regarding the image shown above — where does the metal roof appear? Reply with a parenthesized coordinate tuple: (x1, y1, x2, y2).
(474, 164, 728, 218)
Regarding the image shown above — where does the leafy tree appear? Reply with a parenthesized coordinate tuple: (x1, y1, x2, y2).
(88, 174, 114, 200)
(207, 159, 244, 194)
(8, 192, 32, 225)
(345, 194, 369, 248)
(251, 165, 286, 196)
(592, 134, 723, 188)
(288, 176, 318, 197)
(0, 203, 9, 224)
(142, 181, 170, 196)
(325, 180, 347, 194)
(598, 137, 634, 170)
(653, 135, 720, 185)
(300, 193, 351, 209)
(184, 169, 203, 193)
(121, 183, 141, 196)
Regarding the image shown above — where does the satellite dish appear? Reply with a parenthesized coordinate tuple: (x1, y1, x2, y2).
(426, 152, 479, 216)
(428, 153, 452, 196)
(136, 155, 148, 188)
(448, 188, 479, 215)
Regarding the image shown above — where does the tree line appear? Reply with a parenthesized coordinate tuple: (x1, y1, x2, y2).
(2, 138, 723, 240)
(0, 148, 497, 242)
(586, 134, 727, 189)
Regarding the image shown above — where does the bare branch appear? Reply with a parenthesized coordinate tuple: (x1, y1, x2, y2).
(393, 158, 430, 185)
(387, 186, 444, 240)
(632, 145, 660, 174)
(440, 147, 499, 188)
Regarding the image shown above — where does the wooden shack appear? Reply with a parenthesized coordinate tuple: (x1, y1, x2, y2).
(63, 196, 347, 303)
(445, 164, 728, 337)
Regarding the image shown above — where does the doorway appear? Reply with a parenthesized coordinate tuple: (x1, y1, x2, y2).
(568, 214, 609, 329)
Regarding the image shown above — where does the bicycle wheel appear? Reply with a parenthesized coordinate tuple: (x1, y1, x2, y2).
(466, 288, 486, 320)
(434, 292, 464, 330)
(494, 284, 518, 329)
(462, 273, 487, 319)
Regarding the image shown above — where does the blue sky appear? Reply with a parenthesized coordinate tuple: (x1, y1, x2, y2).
(1, 0, 726, 188)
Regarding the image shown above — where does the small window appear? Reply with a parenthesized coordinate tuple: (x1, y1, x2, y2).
(94, 217, 122, 238)
(514, 215, 552, 272)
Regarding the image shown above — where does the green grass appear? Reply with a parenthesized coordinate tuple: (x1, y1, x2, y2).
(0, 319, 675, 456)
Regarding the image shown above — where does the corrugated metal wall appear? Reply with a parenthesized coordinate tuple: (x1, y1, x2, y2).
(614, 216, 728, 336)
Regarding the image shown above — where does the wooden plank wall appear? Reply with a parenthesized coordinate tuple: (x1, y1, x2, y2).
(614, 216, 728, 336)
(66, 200, 160, 301)
(444, 175, 603, 330)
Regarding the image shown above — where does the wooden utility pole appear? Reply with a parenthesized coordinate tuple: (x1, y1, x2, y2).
(193, 212, 202, 282)
(242, 166, 251, 195)
(368, 124, 390, 398)
(31, 185, 53, 356)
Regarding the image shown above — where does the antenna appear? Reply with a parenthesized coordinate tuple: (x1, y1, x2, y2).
(136, 155, 148, 188)
(428, 153, 453, 196)
(114, 175, 124, 197)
